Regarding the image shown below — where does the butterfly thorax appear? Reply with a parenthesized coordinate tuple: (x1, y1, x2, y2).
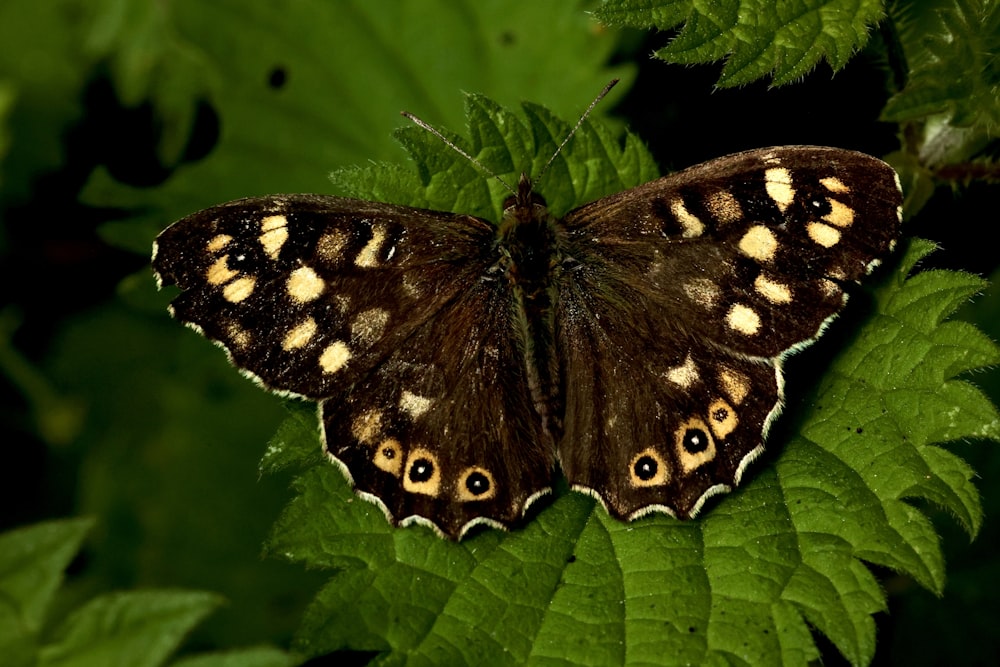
(496, 174, 565, 443)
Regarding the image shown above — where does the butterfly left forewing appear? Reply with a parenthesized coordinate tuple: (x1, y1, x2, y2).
(153, 195, 493, 399)
(556, 146, 902, 519)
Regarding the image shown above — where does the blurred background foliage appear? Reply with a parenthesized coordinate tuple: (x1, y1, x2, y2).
(1, 0, 997, 664)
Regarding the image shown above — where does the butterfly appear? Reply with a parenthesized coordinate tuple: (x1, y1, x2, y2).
(152, 103, 902, 540)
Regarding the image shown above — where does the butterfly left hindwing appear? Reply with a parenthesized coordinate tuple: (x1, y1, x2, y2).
(154, 144, 902, 539)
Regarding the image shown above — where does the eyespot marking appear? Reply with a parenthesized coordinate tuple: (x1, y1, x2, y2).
(675, 418, 717, 473)
(319, 341, 351, 374)
(458, 467, 496, 501)
(738, 226, 778, 262)
(707, 399, 738, 440)
(629, 448, 670, 487)
(727, 303, 760, 335)
(287, 266, 325, 303)
(669, 199, 705, 237)
(373, 438, 403, 476)
(403, 448, 441, 496)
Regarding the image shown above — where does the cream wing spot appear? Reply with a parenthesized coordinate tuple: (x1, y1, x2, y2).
(754, 274, 792, 304)
(352, 409, 383, 444)
(222, 276, 256, 303)
(403, 448, 441, 496)
(764, 167, 795, 212)
(666, 354, 699, 388)
(319, 341, 351, 374)
(738, 226, 778, 262)
(207, 256, 238, 285)
(820, 176, 850, 193)
(282, 317, 317, 351)
(350, 308, 389, 346)
(399, 390, 433, 419)
(457, 467, 496, 501)
(226, 323, 251, 349)
(717, 367, 750, 405)
(355, 223, 387, 267)
(287, 266, 325, 303)
(807, 222, 841, 247)
(317, 229, 350, 263)
(683, 278, 721, 309)
(822, 199, 854, 227)
(259, 215, 289, 260)
(206, 234, 232, 252)
(727, 304, 761, 335)
(669, 199, 705, 237)
(705, 190, 743, 224)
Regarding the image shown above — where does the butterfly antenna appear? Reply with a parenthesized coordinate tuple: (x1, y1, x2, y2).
(400, 110, 516, 196)
(537, 78, 620, 181)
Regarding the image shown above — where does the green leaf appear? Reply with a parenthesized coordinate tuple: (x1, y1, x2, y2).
(595, 0, 890, 87)
(263, 96, 998, 665)
(83, 0, 632, 255)
(38, 590, 223, 667)
(0, 0, 98, 206)
(0, 519, 94, 667)
(883, 0, 1000, 131)
(170, 645, 300, 667)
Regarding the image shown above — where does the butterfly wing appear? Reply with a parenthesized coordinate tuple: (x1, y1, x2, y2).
(153, 195, 554, 538)
(555, 146, 902, 519)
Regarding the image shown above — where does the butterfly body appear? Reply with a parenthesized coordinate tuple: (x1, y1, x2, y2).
(153, 145, 902, 539)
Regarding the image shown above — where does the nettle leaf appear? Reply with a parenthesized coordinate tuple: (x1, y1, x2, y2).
(883, 0, 1000, 129)
(595, 0, 890, 87)
(264, 98, 997, 664)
